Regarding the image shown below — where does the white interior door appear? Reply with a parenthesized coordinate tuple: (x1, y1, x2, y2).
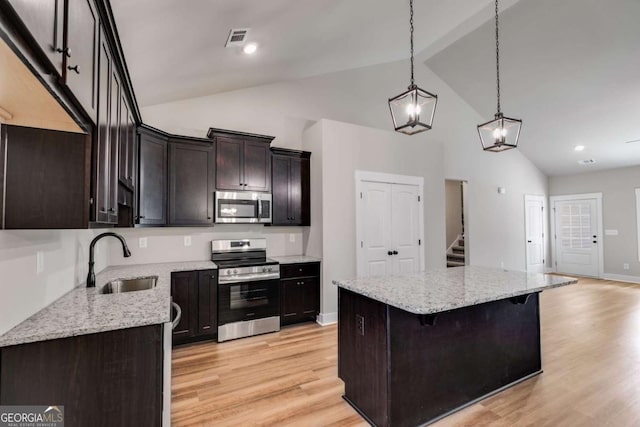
(525, 196, 545, 273)
(360, 181, 393, 277)
(391, 184, 420, 275)
(554, 198, 600, 277)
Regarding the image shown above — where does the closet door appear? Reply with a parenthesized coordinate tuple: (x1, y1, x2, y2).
(391, 184, 421, 275)
(359, 182, 393, 277)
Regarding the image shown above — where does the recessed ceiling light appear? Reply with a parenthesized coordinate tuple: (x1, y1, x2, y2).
(578, 159, 596, 165)
(243, 43, 258, 55)
(574, 145, 585, 152)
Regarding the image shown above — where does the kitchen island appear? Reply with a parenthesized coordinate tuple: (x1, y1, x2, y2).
(333, 266, 577, 427)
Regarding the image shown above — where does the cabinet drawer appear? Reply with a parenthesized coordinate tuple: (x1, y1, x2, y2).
(280, 262, 320, 279)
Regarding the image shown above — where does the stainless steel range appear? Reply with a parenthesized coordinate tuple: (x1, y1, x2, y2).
(212, 238, 280, 342)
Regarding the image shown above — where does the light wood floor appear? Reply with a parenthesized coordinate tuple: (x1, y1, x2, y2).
(172, 278, 640, 426)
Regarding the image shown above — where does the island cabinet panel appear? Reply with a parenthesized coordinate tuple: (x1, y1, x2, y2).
(64, 0, 99, 121)
(270, 148, 311, 226)
(0, 125, 91, 229)
(138, 130, 168, 225)
(0, 325, 163, 427)
(4, 0, 65, 75)
(168, 139, 214, 226)
(338, 288, 542, 427)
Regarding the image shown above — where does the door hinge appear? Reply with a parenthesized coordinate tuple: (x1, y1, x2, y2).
(360, 192, 363, 199)
(360, 241, 363, 248)
(418, 195, 421, 202)
(418, 239, 421, 246)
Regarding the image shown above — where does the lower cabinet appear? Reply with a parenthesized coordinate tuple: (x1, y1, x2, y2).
(280, 262, 320, 326)
(0, 325, 164, 426)
(171, 269, 218, 345)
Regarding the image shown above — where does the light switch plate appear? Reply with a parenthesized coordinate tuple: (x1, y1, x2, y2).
(624, 263, 630, 270)
(139, 237, 148, 248)
(184, 236, 192, 247)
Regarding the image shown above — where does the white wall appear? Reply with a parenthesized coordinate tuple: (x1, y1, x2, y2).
(106, 226, 305, 266)
(549, 165, 640, 279)
(0, 230, 108, 335)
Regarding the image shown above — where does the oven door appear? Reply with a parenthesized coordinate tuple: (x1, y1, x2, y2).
(218, 279, 280, 325)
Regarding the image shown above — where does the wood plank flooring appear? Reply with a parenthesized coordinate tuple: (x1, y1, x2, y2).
(172, 278, 640, 426)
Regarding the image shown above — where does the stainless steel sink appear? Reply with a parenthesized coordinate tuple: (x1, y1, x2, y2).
(99, 276, 158, 294)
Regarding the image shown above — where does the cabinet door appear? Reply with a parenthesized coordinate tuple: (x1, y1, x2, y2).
(243, 140, 271, 192)
(300, 277, 319, 320)
(6, 0, 65, 75)
(171, 271, 198, 341)
(107, 67, 120, 223)
(94, 30, 111, 223)
(169, 141, 214, 225)
(65, 0, 98, 121)
(126, 112, 136, 188)
(138, 133, 167, 225)
(197, 270, 217, 337)
(215, 137, 243, 191)
(271, 155, 290, 225)
(281, 279, 303, 325)
(118, 97, 131, 187)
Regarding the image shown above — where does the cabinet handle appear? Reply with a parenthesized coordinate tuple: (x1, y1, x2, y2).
(56, 47, 71, 57)
(392, 250, 398, 255)
(109, 208, 116, 213)
(388, 251, 393, 256)
(67, 65, 80, 74)
(207, 216, 212, 220)
(138, 215, 146, 219)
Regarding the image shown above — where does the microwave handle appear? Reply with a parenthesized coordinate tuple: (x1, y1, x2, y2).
(258, 199, 263, 218)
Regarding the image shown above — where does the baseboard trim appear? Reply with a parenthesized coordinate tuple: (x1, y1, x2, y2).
(603, 273, 640, 284)
(316, 312, 337, 326)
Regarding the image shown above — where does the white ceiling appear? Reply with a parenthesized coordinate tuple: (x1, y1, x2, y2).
(110, 0, 497, 107)
(426, 0, 640, 176)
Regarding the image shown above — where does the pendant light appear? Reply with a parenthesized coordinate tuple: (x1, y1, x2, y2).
(477, 0, 522, 152)
(388, 0, 437, 135)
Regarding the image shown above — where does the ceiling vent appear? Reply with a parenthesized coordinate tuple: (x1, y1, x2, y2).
(225, 28, 250, 47)
(578, 159, 596, 165)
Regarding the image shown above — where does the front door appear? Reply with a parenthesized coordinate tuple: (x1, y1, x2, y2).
(525, 196, 545, 273)
(554, 198, 600, 277)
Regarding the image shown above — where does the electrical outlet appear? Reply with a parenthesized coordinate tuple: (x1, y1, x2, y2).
(624, 263, 630, 270)
(289, 233, 296, 243)
(356, 315, 365, 336)
(36, 251, 44, 274)
(184, 236, 192, 247)
(139, 237, 148, 248)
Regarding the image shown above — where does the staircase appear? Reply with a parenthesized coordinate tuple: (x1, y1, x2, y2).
(447, 235, 466, 268)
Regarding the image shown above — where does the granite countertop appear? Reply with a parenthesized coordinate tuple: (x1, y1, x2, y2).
(0, 261, 217, 348)
(270, 255, 322, 264)
(333, 266, 577, 315)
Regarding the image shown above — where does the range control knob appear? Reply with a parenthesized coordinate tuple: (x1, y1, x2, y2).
(267, 267, 273, 272)
(233, 269, 238, 274)
(262, 267, 267, 273)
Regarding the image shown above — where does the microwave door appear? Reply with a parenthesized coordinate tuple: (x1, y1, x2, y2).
(217, 199, 258, 223)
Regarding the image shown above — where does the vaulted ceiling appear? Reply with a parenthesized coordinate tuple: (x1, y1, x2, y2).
(111, 0, 640, 176)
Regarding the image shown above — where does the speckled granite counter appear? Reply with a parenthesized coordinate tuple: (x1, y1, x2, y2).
(270, 255, 321, 264)
(0, 261, 217, 348)
(333, 266, 577, 315)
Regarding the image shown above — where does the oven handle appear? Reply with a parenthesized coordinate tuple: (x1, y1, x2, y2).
(218, 273, 280, 284)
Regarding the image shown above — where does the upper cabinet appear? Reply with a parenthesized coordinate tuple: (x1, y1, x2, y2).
(64, 0, 99, 121)
(207, 128, 274, 193)
(4, 0, 65, 75)
(168, 138, 215, 226)
(138, 127, 168, 226)
(271, 148, 311, 226)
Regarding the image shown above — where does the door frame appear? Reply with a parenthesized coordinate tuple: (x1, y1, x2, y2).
(355, 171, 425, 277)
(550, 193, 604, 278)
(524, 195, 547, 273)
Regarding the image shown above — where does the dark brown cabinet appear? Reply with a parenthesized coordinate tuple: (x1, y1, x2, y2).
(0, 325, 164, 426)
(168, 139, 214, 226)
(207, 128, 274, 192)
(4, 0, 65, 75)
(280, 262, 320, 326)
(171, 269, 218, 345)
(0, 125, 91, 229)
(138, 127, 168, 226)
(65, 0, 99, 120)
(271, 148, 311, 226)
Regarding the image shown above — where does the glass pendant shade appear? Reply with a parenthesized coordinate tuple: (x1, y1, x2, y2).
(477, 113, 522, 152)
(389, 85, 438, 135)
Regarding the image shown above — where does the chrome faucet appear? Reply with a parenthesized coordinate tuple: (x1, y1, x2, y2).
(87, 232, 132, 288)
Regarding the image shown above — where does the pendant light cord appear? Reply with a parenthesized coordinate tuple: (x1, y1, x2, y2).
(495, 0, 501, 114)
(410, 0, 415, 87)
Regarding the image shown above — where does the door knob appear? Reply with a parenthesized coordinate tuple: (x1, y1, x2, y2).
(393, 250, 398, 255)
(56, 47, 71, 57)
(593, 240, 597, 244)
(387, 251, 393, 256)
(593, 235, 597, 238)
(67, 65, 80, 74)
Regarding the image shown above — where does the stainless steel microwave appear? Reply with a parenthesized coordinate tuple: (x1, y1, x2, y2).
(214, 192, 272, 224)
